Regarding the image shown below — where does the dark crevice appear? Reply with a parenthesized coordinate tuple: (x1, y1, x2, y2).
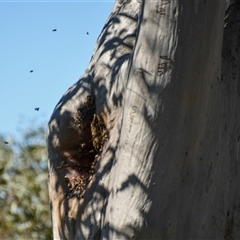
(60, 95, 108, 200)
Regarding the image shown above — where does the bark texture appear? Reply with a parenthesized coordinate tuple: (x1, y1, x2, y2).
(47, 0, 240, 239)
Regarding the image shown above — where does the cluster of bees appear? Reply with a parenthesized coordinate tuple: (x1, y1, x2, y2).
(64, 95, 108, 199)
(91, 114, 108, 153)
(64, 156, 98, 200)
(75, 95, 96, 130)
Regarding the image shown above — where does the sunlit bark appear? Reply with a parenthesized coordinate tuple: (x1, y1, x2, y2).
(47, 1, 240, 239)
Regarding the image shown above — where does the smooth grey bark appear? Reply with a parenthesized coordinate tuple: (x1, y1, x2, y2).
(47, 0, 240, 239)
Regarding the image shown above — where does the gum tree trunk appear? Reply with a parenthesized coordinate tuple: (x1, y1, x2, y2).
(47, 0, 240, 239)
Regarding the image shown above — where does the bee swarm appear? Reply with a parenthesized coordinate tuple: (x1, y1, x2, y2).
(64, 95, 108, 200)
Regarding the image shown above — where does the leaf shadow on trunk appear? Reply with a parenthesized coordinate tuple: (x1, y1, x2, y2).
(47, 1, 141, 239)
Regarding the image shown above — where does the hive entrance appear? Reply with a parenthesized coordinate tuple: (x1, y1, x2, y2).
(64, 95, 108, 199)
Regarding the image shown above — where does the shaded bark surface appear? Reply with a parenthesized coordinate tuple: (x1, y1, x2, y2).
(47, 0, 240, 239)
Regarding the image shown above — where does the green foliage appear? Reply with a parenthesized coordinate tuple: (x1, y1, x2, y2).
(0, 126, 52, 240)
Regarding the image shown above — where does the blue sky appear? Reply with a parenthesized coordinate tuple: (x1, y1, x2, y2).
(0, 1, 114, 141)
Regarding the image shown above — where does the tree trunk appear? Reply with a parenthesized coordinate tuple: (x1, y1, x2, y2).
(47, 1, 240, 239)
